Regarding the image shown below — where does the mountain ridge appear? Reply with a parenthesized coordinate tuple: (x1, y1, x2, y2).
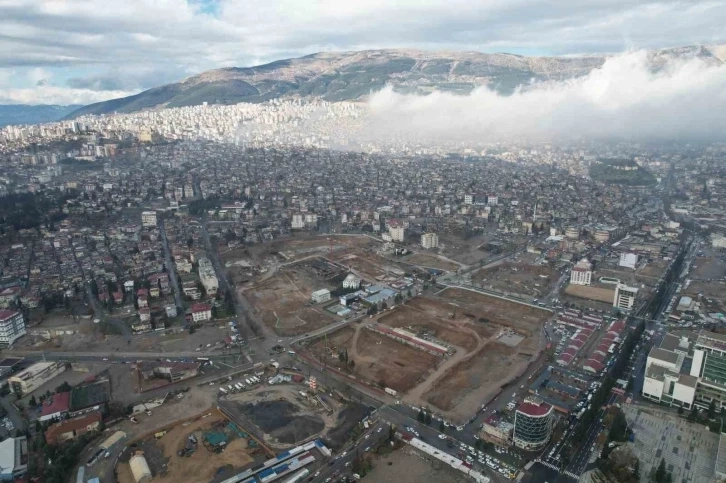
(65, 44, 726, 119)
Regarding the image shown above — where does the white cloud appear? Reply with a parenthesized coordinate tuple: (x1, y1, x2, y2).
(360, 51, 726, 142)
(0, 86, 137, 105)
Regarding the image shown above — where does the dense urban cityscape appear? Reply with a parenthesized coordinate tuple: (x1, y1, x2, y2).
(0, 98, 723, 483)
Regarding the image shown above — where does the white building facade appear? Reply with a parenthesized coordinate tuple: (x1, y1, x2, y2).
(0, 310, 26, 347)
(569, 259, 592, 286)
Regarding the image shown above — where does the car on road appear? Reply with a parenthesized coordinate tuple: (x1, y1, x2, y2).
(438, 434, 446, 439)
(377, 428, 382, 433)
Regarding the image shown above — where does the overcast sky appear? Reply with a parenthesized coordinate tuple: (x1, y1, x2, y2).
(0, 0, 724, 105)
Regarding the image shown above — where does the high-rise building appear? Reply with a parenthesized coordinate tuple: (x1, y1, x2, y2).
(421, 233, 439, 249)
(141, 211, 157, 227)
(569, 258, 592, 286)
(388, 220, 405, 242)
(614, 284, 638, 311)
(513, 397, 553, 450)
(0, 310, 26, 347)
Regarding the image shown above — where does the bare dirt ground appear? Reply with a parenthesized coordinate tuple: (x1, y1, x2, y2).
(436, 288, 550, 334)
(366, 446, 470, 483)
(117, 410, 260, 483)
(690, 256, 726, 280)
(403, 253, 460, 271)
(328, 248, 407, 281)
(423, 342, 531, 416)
(244, 268, 337, 336)
(247, 234, 377, 263)
(471, 261, 558, 298)
(306, 325, 440, 393)
(685, 280, 726, 303)
(377, 304, 480, 352)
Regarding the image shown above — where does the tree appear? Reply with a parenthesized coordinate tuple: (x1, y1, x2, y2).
(29, 395, 37, 407)
(689, 405, 698, 422)
(394, 293, 403, 304)
(654, 458, 666, 483)
(474, 439, 483, 450)
(634, 459, 641, 481)
(439, 421, 445, 432)
(708, 399, 716, 420)
(677, 404, 684, 415)
(425, 413, 432, 425)
(417, 410, 425, 423)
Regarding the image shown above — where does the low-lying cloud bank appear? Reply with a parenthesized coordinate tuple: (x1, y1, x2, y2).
(363, 50, 726, 143)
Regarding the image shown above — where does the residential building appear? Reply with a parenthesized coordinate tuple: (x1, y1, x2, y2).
(614, 284, 638, 311)
(191, 303, 212, 323)
(480, 413, 514, 446)
(311, 289, 331, 304)
(421, 232, 439, 249)
(569, 258, 592, 286)
(0, 436, 27, 481)
(291, 213, 305, 229)
(141, 211, 157, 227)
(0, 310, 26, 347)
(691, 331, 726, 409)
(513, 397, 553, 450)
(619, 253, 638, 269)
(8, 361, 67, 396)
(388, 220, 405, 242)
(197, 257, 218, 295)
(45, 411, 102, 445)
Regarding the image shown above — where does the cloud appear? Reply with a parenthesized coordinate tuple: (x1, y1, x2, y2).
(0, 0, 725, 104)
(0, 85, 137, 106)
(360, 50, 726, 142)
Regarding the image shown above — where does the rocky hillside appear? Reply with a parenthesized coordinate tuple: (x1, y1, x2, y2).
(0, 104, 81, 127)
(65, 45, 726, 119)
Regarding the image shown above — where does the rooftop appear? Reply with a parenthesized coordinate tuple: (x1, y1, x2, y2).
(517, 398, 552, 417)
(649, 347, 680, 366)
(40, 391, 71, 417)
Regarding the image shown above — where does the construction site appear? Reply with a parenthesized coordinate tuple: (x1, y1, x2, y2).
(302, 288, 551, 422)
(470, 259, 560, 298)
(218, 385, 371, 450)
(116, 409, 268, 483)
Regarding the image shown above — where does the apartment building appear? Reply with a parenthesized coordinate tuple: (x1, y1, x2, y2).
(569, 258, 592, 286)
(421, 232, 439, 249)
(614, 284, 638, 311)
(0, 310, 26, 347)
(141, 211, 157, 227)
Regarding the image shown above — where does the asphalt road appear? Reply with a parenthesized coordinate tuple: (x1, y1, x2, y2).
(159, 218, 185, 315)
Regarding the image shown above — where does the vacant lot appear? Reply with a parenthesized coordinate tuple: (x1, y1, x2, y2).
(404, 253, 460, 271)
(245, 268, 337, 336)
(307, 326, 440, 393)
(471, 261, 559, 298)
(424, 342, 531, 417)
(378, 304, 480, 352)
(366, 445, 470, 483)
(328, 248, 407, 281)
(117, 410, 260, 483)
(438, 287, 550, 334)
(685, 280, 726, 303)
(248, 234, 377, 262)
(691, 256, 726, 280)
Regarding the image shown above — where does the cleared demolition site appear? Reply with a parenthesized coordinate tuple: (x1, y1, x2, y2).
(302, 287, 551, 422)
(116, 409, 267, 483)
(470, 259, 560, 298)
(218, 385, 371, 451)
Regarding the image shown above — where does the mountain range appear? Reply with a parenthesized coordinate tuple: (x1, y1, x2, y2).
(54, 44, 725, 119)
(0, 104, 82, 127)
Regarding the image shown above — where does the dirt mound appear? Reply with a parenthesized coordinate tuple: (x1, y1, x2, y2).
(239, 400, 324, 445)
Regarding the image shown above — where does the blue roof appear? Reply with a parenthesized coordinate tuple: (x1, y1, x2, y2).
(274, 464, 289, 474)
(259, 468, 274, 478)
(277, 450, 290, 460)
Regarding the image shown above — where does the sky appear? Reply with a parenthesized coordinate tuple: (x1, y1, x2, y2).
(0, 0, 724, 105)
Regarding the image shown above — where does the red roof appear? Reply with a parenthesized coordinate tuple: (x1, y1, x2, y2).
(0, 310, 19, 322)
(517, 401, 552, 417)
(191, 303, 211, 313)
(40, 392, 70, 417)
